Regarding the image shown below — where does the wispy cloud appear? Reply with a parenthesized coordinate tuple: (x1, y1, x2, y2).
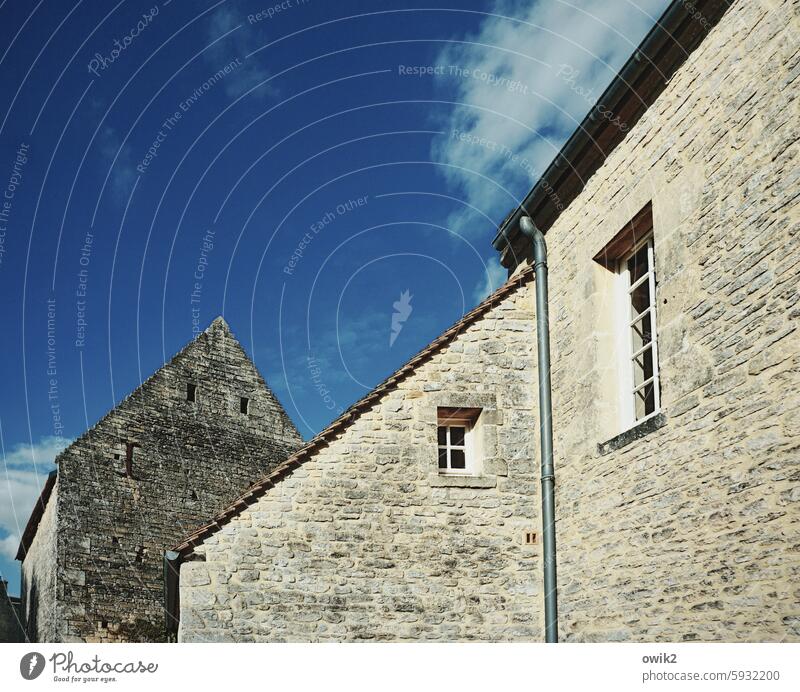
(474, 257, 508, 302)
(0, 535, 18, 561)
(98, 125, 138, 203)
(431, 0, 670, 236)
(0, 436, 69, 558)
(205, 7, 277, 102)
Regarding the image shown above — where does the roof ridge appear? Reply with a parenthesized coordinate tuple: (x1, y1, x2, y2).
(174, 266, 535, 554)
(16, 316, 296, 561)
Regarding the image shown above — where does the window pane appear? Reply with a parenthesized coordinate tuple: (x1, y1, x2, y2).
(450, 426, 465, 446)
(438, 448, 448, 469)
(627, 243, 649, 285)
(635, 382, 656, 420)
(632, 346, 654, 388)
(634, 388, 647, 420)
(450, 449, 466, 469)
(630, 311, 653, 353)
(630, 278, 651, 320)
(437, 426, 447, 446)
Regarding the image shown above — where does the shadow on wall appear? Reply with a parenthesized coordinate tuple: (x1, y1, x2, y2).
(23, 577, 37, 643)
(0, 578, 25, 643)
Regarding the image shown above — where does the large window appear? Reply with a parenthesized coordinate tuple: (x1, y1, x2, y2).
(618, 235, 661, 425)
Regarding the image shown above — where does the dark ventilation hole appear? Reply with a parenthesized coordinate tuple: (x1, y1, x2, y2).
(111, 537, 119, 546)
(190, 489, 197, 501)
(101, 619, 108, 629)
(186, 382, 197, 402)
(525, 531, 538, 545)
(240, 397, 249, 415)
(124, 442, 136, 477)
(135, 546, 146, 563)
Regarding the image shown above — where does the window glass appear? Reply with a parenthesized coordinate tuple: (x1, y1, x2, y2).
(436, 416, 478, 475)
(630, 279, 650, 320)
(450, 426, 465, 446)
(627, 243, 649, 284)
(621, 236, 660, 425)
(450, 449, 466, 469)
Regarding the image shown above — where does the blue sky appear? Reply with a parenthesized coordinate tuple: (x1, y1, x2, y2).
(0, 0, 670, 594)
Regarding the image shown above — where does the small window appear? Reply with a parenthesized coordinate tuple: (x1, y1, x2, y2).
(436, 408, 481, 475)
(240, 396, 249, 415)
(186, 383, 197, 402)
(114, 441, 138, 477)
(618, 235, 661, 425)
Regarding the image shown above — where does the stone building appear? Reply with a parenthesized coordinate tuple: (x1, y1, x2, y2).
(0, 580, 24, 643)
(174, 0, 799, 642)
(16, 317, 302, 642)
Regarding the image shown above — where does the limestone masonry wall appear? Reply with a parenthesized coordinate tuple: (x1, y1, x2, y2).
(530, 0, 799, 641)
(23, 319, 302, 642)
(182, 0, 798, 642)
(179, 288, 542, 641)
(20, 482, 59, 642)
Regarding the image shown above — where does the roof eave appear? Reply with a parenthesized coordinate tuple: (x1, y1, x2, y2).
(173, 266, 537, 556)
(15, 470, 57, 561)
(493, 0, 732, 270)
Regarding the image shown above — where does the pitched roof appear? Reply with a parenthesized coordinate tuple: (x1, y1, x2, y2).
(15, 316, 284, 561)
(493, 0, 732, 271)
(15, 470, 57, 561)
(173, 266, 536, 555)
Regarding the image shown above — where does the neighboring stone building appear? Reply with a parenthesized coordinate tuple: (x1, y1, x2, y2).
(0, 580, 24, 643)
(174, 0, 799, 642)
(16, 317, 302, 642)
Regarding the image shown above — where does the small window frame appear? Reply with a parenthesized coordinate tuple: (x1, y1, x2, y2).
(437, 415, 476, 476)
(239, 396, 250, 415)
(186, 382, 198, 403)
(616, 234, 661, 429)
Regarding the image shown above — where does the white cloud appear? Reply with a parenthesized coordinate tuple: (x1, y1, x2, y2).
(474, 257, 508, 302)
(432, 0, 670, 235)
(0, 534, 20, 561)
(206, 7, 277, 101)
(0, 436, 70, 556)
(3, 435, 69, 469)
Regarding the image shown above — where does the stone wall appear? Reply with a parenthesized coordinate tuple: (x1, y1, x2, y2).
(180, 0, 798, 642)
(22, 318, 302, 642)
(522, 0, 799, 641)
(179, 287, 542, 642)
(20, 483, 59, 642)
(0, 580, 25, 642)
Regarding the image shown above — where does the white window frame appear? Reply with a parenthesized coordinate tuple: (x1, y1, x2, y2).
(616, 234, 661, 430)
(437, 417, 475, 476)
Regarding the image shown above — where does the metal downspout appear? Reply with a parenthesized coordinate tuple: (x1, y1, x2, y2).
(164, 550, 181, 640)
(520, 216, 559, 642)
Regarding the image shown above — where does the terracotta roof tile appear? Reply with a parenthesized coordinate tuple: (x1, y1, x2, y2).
(174, 266, 534, 554)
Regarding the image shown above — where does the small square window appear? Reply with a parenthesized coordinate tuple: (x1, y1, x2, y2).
(186, 383, 197, 403)
(240, 397, 249, 415)
(436, 408, 481, 476)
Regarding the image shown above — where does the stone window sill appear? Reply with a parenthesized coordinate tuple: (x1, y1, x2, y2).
(598, 412, 667, 456)
(428, 474, 497, 488)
